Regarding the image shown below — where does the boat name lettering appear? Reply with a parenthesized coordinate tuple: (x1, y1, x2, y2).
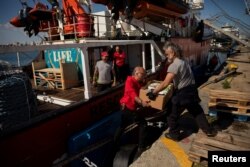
(82, 157, 97, 167)
(52, 50, 73, 62)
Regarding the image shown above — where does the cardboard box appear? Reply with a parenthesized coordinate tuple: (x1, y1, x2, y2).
(139, 81, 173, 110)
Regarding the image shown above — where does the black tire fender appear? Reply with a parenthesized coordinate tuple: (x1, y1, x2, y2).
(113, 144, 138, 167)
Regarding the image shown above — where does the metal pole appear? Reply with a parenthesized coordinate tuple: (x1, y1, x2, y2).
(80, 47, 92, 99)
(142, 44, 146, 69)
(150, 44, 156, 72)
(17, 52, 20, 67)
(97, 15, 100, 38)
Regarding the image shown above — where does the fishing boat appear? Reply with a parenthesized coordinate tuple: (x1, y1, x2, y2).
(0, 0, 212, 166)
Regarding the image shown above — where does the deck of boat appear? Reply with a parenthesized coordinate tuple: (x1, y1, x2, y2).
(35, 87, 85, 111)
(30, 77, 93, 113)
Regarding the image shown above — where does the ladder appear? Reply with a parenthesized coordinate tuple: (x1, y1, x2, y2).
(120, 16, 168, 36)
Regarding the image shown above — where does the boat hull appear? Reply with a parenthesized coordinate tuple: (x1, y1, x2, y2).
(68, 111, 122, 167)
(0, 86, 123, 167)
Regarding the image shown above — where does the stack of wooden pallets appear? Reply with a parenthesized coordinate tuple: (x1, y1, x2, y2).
(189, 122, 250, 166)
(192, 45, 250, 166)
(208, 89, 250, 121)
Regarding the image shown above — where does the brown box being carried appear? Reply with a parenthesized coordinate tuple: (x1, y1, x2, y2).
(139, 81, 173, 111)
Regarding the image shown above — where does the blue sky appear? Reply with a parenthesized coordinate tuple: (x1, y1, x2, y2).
(0, 0, 249, 44)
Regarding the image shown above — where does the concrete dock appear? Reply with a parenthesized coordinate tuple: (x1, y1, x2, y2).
(130, 114, 196, 167)
(130, 45, 250, 167)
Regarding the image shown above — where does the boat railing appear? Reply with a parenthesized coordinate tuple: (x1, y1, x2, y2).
(39, 13, 141, 41)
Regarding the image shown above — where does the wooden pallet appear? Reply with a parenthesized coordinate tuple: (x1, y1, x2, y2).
(208, 89, 250, 116)
(188, 122, 250, 166)
(209, 98, 250, 113)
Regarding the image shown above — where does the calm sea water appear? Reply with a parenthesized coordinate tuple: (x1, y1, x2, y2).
(0, 51, 38, 67)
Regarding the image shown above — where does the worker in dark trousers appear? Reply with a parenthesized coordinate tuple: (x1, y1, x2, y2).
(147, 42, 217, 141)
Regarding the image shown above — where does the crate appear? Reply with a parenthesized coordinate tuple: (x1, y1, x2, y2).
(139, 81, 173, 110)
(32, 60, 79, 89)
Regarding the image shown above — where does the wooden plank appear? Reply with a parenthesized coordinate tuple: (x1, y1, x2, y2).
(36, 68, 61, 73)
(209, 89, 250, 101)
(196, 132, 250, 148)
(222, 122, 250, 138)
(189, 146, 208, 159)
(38, 73, 55, 88)
(198, 136, 249, 151)
(32, 61, 46, 70)
(192, 141, 226, 152)
(188, 153, 202, 163)
(209, 98, 250, 107)
(188, 148, 208, 166)
(227, 46, 250, 63)
(208, 103, 250, 114)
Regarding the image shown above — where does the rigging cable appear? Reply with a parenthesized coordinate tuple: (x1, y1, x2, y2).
(209, 0, 250, 35)
(210, 0, 250, 28)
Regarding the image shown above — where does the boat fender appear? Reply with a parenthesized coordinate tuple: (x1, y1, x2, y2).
(113, 144, 138, 167)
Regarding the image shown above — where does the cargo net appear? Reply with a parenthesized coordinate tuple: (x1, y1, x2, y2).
(0, 72, 37, 132)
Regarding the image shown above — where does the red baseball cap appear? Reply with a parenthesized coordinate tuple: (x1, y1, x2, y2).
(101, 51, 108, 57)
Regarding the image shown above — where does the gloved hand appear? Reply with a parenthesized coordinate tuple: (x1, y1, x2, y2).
(146, 91, 157, 100)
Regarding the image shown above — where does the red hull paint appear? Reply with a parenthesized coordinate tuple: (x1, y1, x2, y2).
(170, 38, 211, 66)
(0, 88, 123, 167)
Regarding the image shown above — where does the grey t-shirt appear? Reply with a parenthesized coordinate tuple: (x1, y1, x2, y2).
(167, 58, 195, 90)
(95, 60, 113, 84)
